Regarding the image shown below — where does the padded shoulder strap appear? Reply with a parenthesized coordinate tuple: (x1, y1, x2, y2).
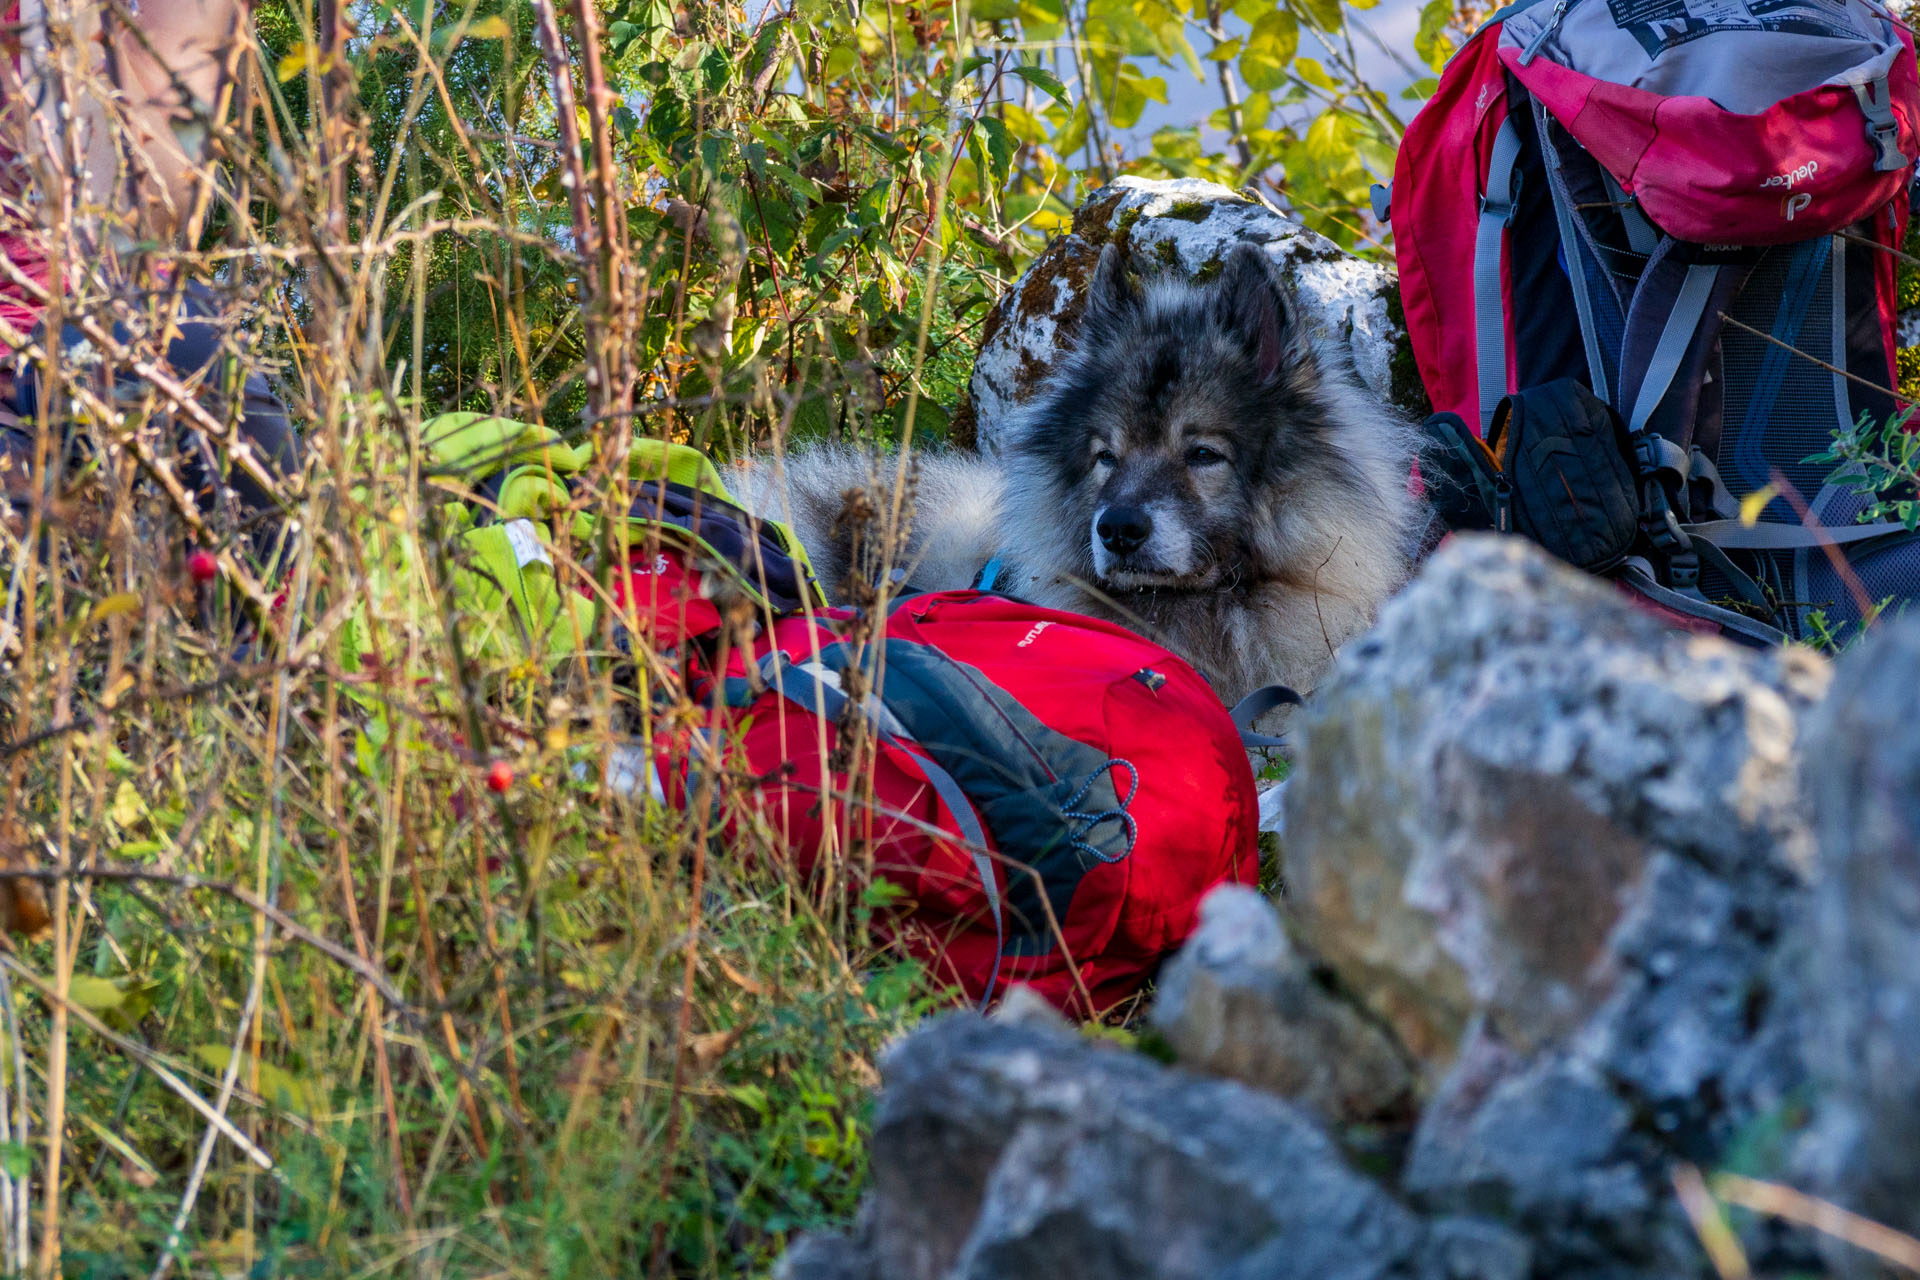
(1475, 116, 1525, 434)
(1615, 562, 1789, 648)
(1616, 247, 1750, 445)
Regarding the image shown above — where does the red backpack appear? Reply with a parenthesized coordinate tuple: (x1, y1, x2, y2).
(1390, 0, 1920, 644)
(618, 483, 1262, 1016)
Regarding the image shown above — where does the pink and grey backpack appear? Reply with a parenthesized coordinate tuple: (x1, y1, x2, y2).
(1391, 0, 1920, 643)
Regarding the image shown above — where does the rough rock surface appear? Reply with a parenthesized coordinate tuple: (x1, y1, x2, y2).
(781, 1013, 1525, 1280)
(1280, 536, 1830, 1274)
(1280, 535, 1828, 1071)
(961, 176, 1420, 451)
(1798, 619, 1920, 1267)
(774, 534, 1920, 1280)
(1149, 884, 1415, 1125)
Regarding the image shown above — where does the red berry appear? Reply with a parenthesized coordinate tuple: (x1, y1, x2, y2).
(187, 550, 219, 583)
(485, 761, 514, 794)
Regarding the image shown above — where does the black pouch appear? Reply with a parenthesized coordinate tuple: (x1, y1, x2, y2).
(1421, 380, 1641, 573)
(1418, 411, 1507, 534)
(1496, 379, 1640, 572)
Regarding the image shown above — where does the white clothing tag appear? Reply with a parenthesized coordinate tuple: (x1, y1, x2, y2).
(503, 519, 551, 568)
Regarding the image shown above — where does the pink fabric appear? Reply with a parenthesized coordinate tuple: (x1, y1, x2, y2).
(0, 230, 46, 336)
(1502, 30, 1920, 246)
(1391, 25, 1515, 427)
(0, 0, 46, 336)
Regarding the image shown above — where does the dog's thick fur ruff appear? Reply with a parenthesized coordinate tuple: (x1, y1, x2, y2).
(731, 243, 1427, 706)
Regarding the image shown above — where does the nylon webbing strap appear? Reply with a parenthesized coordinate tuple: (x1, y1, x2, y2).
(1683, 518, 1910, 550)
(1628, 263, 1722, 434)
(1537, 101, 1613, 403)
(897, 750, 1004, 1005)
(1854, 77, 1907, 172)
(1602, 169, 1660, 256)
(1476, 117, 1524, 434)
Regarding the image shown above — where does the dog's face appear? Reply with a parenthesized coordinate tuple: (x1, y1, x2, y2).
(1018, 242, 1343, 595)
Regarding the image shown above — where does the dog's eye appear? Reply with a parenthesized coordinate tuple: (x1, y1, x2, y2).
(1094, 448, 1118, 468)
(1187, 444, 1226, 466)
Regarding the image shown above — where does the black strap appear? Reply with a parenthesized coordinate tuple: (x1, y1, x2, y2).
(1229, 685, 1304, 750)
(1686, 535, 1780, 623)
(1614, 563, 1788, 649)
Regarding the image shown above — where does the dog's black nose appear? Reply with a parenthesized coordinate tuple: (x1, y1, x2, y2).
(1097, 505, 1152, 556)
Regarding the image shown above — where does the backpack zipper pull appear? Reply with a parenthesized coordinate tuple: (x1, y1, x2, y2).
(1493, 474, 1514, 533)
(1519, 0, 1571, 65)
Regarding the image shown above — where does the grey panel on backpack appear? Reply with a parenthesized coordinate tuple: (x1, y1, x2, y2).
(1715, 241, 1845, 519)
(1806, 535, 1920, 630)
(1500, 0, 1900, 115)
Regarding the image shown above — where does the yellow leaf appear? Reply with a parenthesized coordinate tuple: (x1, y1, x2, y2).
(110, 780, 147, 829)
(89, 593, 139, 626)
(67, 975, 128, 1015)
(1295, 56, 1339, 92)
(1739, 484, 1780, 527)
(275, 43, 311, 83)
(100, 671, 134, 709)
(464, 14, 510, 39)
(191, 1045, 314, 1114)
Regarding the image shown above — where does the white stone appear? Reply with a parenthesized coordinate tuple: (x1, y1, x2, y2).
(967, 176, 1410, 453)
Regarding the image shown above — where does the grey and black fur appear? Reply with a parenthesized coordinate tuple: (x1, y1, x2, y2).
(731, 241, 1427, 705)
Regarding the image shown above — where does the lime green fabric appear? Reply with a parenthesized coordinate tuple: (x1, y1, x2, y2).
(422, 412, 589, 480)
(358, 419, 813, 677)
(451, 521, 597, 664)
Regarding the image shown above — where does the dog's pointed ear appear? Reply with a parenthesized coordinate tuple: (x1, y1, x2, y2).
(1214, 246, 1302, 384)
(1084, 241, 1139, 334)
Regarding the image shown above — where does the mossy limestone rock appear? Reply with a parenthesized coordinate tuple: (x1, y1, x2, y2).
(965, 176, 1417, 452)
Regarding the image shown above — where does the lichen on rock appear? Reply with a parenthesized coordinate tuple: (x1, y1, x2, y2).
(967, 176, 1414, 452)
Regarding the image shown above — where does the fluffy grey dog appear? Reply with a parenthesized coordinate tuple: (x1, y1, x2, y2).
(730, 241, 1427, 705)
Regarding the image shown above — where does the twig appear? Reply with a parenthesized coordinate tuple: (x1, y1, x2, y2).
(1673, 1164, 1751, 1280)
(1717, 311, 1909, 405)
(1767, 467, 1879, 626)
(0, 954, 273, 1171)
(0, 659, 310, 762)
(0, 963, 26, 1273)
(1712, 1172, 1920, 1274)
(3, 863, 414, 1025)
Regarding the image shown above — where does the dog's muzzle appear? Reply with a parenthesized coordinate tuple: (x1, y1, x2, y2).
(1091, 501, 1205, 584)
(1096, 504, 1152, 556)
